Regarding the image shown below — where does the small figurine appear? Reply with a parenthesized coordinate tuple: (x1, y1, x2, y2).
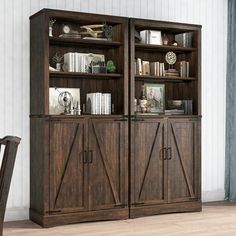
(162, 33, 169, 45)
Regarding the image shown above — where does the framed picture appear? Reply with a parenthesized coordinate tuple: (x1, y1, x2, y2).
(144, 83, 165, 113)
(49, 87, 80, 114)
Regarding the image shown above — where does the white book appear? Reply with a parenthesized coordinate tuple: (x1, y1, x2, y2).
(64, 52, 74, 72)
(160, 63, 163, 76)
(140, 30, 149, 44)
(156, 62, 160, 76)
(74, 53, 80, 72)
(137, 58, 142, 75)
(96, 92, 102, 114)
(86, 93, 96, 114)
(186, 61, 189, 77)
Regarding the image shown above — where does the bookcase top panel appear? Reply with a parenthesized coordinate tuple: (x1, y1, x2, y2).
(30, 8, 128, 24)
(131, 18, 201, 33)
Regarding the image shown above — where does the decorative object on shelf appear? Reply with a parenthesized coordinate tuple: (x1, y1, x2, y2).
(106, 60, 116, 73)
(140, 30, 163, 45)
(49, 66, 58, 72)
(59, 24, 81, 39)
(62, 25, 71, 34)
(162, 33, 169, 45)
(134, 29, 141, 42)
(172, 40, 178, 46)
(165, 51, 177, 65)
(52, 52, 63, 71)
(102, 23, 113, 40)
(49, 19, 56, 37)
(58, 91, 73, 114)
(166, 100, 192, 115)
(165, 51, 179, 77)
(139, 84, 147, 113)
(144, 83, 165, 113)
(80, 24, 104, 38)
(49, 87, 81, 115)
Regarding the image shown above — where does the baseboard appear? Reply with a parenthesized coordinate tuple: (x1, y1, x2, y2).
(202, 190, 225, 202)
(4, 207, 29, 222)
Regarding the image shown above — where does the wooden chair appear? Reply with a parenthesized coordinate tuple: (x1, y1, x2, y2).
(0, 136, 21, 236)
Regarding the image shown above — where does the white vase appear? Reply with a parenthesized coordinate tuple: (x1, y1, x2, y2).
(49, 26, 53, 37)
(56, 63, 61, 71)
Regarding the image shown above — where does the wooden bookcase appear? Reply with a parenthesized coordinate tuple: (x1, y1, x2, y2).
(30, 9, 201, 227)
(30, 9, 129, 227)
(129, 18, 201, 218)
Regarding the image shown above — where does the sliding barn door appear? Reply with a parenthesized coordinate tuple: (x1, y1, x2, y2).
(49, 119, 88, 213)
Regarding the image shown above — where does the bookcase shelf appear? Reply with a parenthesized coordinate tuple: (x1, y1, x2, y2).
(50, 71, 123, 79)
(135, 43, 196, 53)
(49, 37, 123, 48)
(135, 75, 196, 82)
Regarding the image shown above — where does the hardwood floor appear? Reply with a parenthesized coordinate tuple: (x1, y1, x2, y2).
(3, 203, 236, 236)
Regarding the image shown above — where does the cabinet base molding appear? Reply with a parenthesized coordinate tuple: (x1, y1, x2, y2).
(130, 201, 202, 219)
(30, 208, 129, 228)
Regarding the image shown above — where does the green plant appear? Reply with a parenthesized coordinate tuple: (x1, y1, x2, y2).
(49, 19, 56, 27)
(106, 60, 116, 73)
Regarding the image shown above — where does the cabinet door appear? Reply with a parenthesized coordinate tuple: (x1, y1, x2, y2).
(167, 119, 201, 203)
(49, 120, 88, 213)
(131, 118, 167, 206)
(88, 118, 128, 211)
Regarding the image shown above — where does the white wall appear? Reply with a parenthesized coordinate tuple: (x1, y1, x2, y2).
(0, 0, 227, 221)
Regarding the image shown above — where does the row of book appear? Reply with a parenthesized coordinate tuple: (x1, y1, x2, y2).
(135, 58, 190, 77)
(63, 52, 105, 73)
(135, 58, 166, 76)
(86, 93, 111, 115)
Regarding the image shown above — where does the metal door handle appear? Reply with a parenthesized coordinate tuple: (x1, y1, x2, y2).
(167, 147, 172, 160)
(83, 151, 88, 163)
(88, 150, 93, 163)
(160, 148, 167, 160)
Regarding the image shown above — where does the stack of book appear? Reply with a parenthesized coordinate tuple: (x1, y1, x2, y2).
(175, 32, 193, 48)
(165, 109, 184, 115)
(63, 52, 105, 73)
(165, 68, 179, 77)
(86, 93, 111, 115)
(135, 58, 165, 76)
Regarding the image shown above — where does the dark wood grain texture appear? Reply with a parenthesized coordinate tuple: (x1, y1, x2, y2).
(30, 9, 201, 227)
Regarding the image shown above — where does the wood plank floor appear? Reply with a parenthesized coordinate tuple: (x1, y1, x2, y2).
(3, 203, 236, 236)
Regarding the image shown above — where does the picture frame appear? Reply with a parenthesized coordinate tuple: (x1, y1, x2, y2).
(144, 83, 165, 113)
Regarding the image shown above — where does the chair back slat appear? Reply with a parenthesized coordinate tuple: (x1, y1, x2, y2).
(0, 136, 20, 236)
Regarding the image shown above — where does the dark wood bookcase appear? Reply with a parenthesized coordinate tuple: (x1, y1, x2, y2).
(30, 9, 201, 227)
(129, 18, 201, 218)
(30, 9, 129, 227)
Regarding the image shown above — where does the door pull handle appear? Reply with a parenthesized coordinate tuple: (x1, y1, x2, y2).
(167, 147, 172, 160)
(88, 150, 93, 163)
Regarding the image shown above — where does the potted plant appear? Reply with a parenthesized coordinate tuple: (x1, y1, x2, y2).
(52, 52, 63, 71)
(49, 19, 56, 37)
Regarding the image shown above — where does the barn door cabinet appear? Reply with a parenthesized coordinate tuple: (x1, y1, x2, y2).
(30, 9, 201, 227)
(130, 117, 201, 218)
(30, 116, 129, 227)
